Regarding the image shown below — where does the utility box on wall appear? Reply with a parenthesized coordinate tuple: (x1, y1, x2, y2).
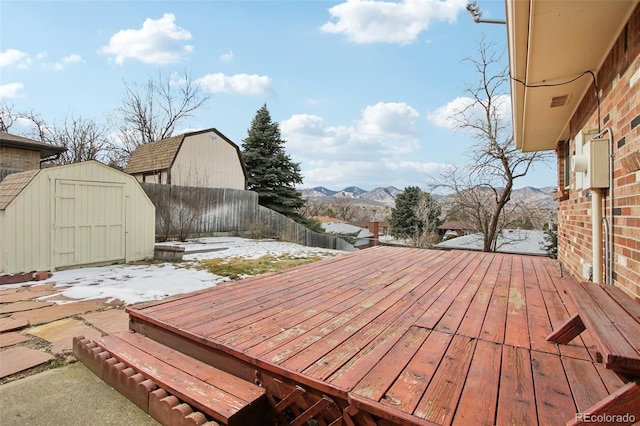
(572, 131, 610, 189)
(584, 137, 610, 188)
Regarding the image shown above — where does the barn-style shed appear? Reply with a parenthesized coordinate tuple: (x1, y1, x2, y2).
(124, 128, 247, 190)
(0, 161, 155, 274)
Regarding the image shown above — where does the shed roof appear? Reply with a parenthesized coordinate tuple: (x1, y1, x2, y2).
(0, 132, 67, 159)
(124, 128, 244, 175)
(124, 134, 183, 174)
(0, 169, 40, 210)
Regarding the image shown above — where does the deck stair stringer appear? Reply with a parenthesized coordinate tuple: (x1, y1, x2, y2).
(73, 332, 269, 426)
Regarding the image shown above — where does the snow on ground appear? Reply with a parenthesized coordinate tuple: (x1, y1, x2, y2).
(9, 237, 346, 306)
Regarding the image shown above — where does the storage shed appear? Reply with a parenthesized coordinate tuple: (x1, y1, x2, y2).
(124, 128, 247, 190)
(0, 161, 155, 274)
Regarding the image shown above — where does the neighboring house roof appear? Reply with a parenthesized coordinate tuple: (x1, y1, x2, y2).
(0, 132, 66, 159)
(506, 1, 636, 151)
(0, 169, 40, 210)
(124, 128, 245, 177)
(313, 216, 345, 224)
(437, 221, 474, 231)
(435, 229, 548, 256)
(351, 220, 390, 229)
(321, 221, 365, 235)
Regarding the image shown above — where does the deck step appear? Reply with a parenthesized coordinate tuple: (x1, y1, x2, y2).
(73, 332, 268, 426)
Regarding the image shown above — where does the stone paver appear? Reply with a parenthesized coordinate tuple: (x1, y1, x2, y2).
(0, 288, 59, 303)
(0, 346, 54, 378)
(0, 317, 29, 332)
(81, 309, 130, 334)
(9, 299, 115, 324)
(27, 318, 103, 355)
(0, 332, 30, 348)
(0, 300, 55, 314)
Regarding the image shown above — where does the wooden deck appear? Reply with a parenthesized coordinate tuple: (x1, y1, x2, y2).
(125, 246, 635, 425)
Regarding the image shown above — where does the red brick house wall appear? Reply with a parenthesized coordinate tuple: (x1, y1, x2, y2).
(556, 5, 640, 300)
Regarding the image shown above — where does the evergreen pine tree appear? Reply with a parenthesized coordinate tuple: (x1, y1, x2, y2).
(241, 104, 305, 220)
(389, 186, 441, 244)
(389, 186, 424, 239)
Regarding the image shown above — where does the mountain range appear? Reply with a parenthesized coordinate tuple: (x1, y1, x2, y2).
(300, 185, 558, 209)
(300, 186, 402, 204)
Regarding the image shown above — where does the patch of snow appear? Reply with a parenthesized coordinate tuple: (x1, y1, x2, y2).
(7, 237, 345, 306)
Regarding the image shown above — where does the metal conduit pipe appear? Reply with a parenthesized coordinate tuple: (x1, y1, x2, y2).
(603, 217, 610, 284)
(595, 127, 614, 285)
(592, 189, 603, 284)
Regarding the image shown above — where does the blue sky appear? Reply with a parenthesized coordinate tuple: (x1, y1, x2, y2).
(0, 0, 556, 191)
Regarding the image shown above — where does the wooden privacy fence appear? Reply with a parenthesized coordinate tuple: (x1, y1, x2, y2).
(257, 206, 355, 251)
(140, 183, 354, 251)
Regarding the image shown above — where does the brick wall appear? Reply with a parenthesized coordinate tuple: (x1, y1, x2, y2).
(0, 146, 41, 176)
(557, 4, 640, 300)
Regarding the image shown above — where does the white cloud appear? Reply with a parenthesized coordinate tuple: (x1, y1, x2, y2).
(196, 73, 272, 95)
(281, 102, 446, 189)
(358, 102, 419, 136)
(220, 49, 234, 62)
(100, 13, 193, 65)
(0, 82, 25, 98)
(44, 54, 84, 71)
(300, 159, 449, 190)
(427, 94, 512, 130)
(320, 0, 466, 44)
(281, 114, 326, 136)
(283, 102, 420, 158)
(426, 96, 473, 130)
(0, 49, 31, 68)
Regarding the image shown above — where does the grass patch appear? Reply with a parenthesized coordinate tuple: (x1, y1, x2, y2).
(199, 253, 326, 280)
(48, 359, 63, 370)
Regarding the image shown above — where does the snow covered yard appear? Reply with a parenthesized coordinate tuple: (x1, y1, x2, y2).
(8, 237, 345, 305)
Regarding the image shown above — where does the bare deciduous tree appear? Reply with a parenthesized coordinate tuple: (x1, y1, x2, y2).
(301, 199, 330, 218)
(2, 105, 50, 142)
(1, 101, 109, 164)
(51, 116, 109, 164)
(431, 38, 552, 252)
(108, 71, 210, 167)
(330, 196, 358, 222)
(0, 100, 17, 131)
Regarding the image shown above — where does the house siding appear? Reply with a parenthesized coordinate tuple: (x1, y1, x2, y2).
(0, 146, 40, 179)
(171, 131, 246, 190)
(557, 5, 640, 300)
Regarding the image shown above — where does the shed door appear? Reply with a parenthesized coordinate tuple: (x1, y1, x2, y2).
(54, 180, 125, 268)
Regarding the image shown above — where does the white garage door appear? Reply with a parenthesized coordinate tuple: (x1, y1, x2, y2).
(54, 179, 125, 268)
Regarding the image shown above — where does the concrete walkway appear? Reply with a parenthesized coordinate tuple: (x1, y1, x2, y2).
(0, 361, 159, 425)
